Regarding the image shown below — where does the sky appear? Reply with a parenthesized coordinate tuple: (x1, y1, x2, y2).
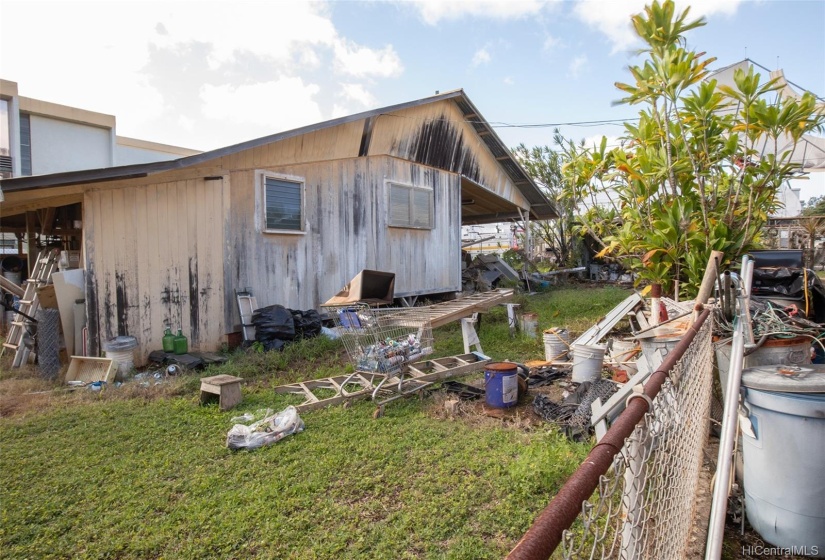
(1, 0, 824, 201)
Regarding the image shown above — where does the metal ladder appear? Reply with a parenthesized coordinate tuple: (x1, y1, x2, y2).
(235, 289, 258, 342)
(273, 352, 491, 417)
(1, 247, 61, 367)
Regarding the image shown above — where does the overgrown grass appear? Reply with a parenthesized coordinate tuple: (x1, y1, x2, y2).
(1, 285, 632, 559)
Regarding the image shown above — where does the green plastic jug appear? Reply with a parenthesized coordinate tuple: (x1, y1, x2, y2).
(162, 328, 175, 353)
(173, 329, 188, 355)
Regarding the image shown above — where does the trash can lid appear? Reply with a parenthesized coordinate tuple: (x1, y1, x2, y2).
(741, 365, 825, 393)
(103, 336, 138, 351)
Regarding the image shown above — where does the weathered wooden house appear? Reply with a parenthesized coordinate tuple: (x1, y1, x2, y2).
(0, 90, 555, 362)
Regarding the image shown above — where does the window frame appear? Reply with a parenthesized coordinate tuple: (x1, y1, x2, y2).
(386, 181, 434, 230)
(257, 171, 307, 235)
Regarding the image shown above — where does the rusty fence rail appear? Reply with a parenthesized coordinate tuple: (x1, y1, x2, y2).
(509, 307, 714, 560)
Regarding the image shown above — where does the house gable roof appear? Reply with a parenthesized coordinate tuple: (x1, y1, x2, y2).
(1, 90, 556, 219)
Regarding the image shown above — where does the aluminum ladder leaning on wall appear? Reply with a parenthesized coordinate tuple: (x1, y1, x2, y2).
(1, 247, 61, 367)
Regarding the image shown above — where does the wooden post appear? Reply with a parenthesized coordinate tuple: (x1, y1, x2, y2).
(693, 250, 724, 323)
(25, 211, 37, 276)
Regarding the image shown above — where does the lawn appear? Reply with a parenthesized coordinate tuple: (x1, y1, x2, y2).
(1, 285, 632, 559)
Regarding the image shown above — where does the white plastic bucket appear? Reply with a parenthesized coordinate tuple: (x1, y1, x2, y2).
(103, 336, 138, 380)
(571, 344, 606, 383)
(543, 328, 570, 362)
(609, 338, 639, 375)
(2, 270, 22, 285)
(520, 313, 538, 338)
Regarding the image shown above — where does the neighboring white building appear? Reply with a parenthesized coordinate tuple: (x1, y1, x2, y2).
(773, 183, 804, 218)
(461, 222, 517, 256)
(0, 79, 199, 179)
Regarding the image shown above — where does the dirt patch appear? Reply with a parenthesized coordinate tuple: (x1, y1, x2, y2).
(425, 377, 573, 432)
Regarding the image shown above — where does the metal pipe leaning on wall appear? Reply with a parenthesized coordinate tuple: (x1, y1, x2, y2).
(506, 306, 712, 560)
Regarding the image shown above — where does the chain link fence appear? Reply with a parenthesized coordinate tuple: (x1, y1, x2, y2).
(509, 309, 715, 560)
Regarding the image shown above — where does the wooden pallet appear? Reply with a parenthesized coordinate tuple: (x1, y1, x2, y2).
(394, 289, 514, 329)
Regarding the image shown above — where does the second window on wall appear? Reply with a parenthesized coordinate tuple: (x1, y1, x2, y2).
(262, 174, 304, 233)
(388, 182, 433, 229)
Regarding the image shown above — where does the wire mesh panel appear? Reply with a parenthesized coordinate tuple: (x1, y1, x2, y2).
(324, 304, 434, 374)
(560, 314, 714, 560)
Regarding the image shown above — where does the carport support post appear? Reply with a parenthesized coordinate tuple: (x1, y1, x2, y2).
(506, 303, 520, 337)
(25, 211, 37, 276)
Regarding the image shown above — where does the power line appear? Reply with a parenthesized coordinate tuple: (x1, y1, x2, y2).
(488, 119, 632, 129)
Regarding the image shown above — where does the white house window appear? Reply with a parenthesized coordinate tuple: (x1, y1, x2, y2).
(261, 173, 304, 233)
(388, 182, 433, 229)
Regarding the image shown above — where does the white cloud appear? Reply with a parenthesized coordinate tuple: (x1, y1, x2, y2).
(581, 134, 623, 150)
(543, 34, 562, 52)
(569, 54, 588, 78)
(333, 39, 403, 78)
(150, 2, 339, 70)
(200, 78, 322, 132)
(339, 83, 377, 107)
(471, 47, 492, 67)
(331, 104, 351, 119)
(503, 76, 515, 85)
(412, 0, 556, 25)
(572, 0, 743, 54)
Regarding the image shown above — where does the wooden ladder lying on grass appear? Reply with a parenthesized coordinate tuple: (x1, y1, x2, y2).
(1, 247, 61, 367)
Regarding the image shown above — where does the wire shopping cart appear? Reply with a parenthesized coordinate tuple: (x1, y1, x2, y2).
(273, 303, 489, 417)
(324, 303, 434, 375)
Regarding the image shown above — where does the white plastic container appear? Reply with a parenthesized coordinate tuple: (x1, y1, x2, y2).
(571, 344, 606, 383)
(609, 338, 640, 375)
(543, 328, 570, 362)
(103, 336, 138, 380)
(741, 365, 825, 556)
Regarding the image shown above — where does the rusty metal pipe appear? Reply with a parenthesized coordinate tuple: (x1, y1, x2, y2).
(507, 307, 712, 560)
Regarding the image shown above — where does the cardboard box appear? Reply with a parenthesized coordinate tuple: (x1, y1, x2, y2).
(36, 284, 58, 308)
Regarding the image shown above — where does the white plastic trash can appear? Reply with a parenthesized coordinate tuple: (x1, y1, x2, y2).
(740, 365, 825, 557)
(103, 336, 138, 380)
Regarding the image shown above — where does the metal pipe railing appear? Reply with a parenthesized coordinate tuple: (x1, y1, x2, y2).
(507, 306, 713, 560)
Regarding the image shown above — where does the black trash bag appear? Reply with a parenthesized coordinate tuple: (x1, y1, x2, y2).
(260, 338, 287, 352)
(291, 309, 322, 339)
(252, 305, 296, 342)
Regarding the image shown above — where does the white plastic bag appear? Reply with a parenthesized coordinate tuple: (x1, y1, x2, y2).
(226, 405, 305, 450)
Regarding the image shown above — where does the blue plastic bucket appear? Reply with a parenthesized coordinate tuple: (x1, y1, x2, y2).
(484, 362, 519, 408)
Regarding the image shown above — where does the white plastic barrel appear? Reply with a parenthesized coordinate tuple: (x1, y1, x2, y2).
(740, 365, 825, 556)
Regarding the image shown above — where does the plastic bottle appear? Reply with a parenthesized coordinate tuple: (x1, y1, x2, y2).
(173, 329, 188, 355)
(162, 327, 175, 353)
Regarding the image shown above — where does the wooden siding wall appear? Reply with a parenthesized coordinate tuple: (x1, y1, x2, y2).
(367, 102, 531, 210)
(223, 155, 460, 329)
(84, 177, 226, 363)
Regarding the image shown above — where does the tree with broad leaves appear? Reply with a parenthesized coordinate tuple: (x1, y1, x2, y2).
(512, 131, 584, 267)
(562, 0, 825, 298)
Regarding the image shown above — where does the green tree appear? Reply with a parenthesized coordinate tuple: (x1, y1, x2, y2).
(562, 0, 825, 297)
(802, 195, 825, 216)
(512, 131, 582, 266)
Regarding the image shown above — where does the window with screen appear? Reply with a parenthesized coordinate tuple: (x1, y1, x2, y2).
(388, 183, 433, 229)
(262, 174, 304, 233)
